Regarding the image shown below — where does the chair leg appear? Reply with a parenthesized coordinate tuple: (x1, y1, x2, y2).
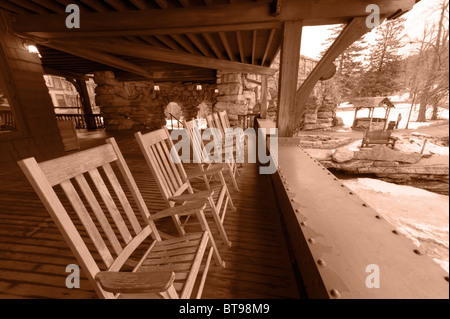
(227, 163, 240, 192)
(196, 210, 225, 267)
(217, 171, 236, 212)
(207, 196, 232, 247)
(172, 215, 186, 237)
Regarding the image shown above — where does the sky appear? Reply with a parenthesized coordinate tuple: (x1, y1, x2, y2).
(299, 0, 446, 59)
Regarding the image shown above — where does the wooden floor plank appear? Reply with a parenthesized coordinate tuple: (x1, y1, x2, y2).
(0, 130, 300, 299)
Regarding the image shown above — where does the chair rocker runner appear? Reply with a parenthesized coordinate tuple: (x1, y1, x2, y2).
(17, 138, 224, 299)
(135, 127, 233, 247)
(185, 119, 240, 192)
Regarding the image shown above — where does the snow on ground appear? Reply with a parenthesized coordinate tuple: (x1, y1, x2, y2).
(343, 178, 449, 273)
(337, 103, 449, 130)
(394, 135, 449, 156)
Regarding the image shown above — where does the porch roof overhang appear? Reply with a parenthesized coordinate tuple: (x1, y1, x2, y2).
(1, 0, 419, 83)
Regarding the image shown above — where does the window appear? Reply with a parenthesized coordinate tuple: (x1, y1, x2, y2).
(43, 75, 53, 87)
(1, 62, 17, 133)
(53, 77, 62, 89)
(55, 94, 66, 107)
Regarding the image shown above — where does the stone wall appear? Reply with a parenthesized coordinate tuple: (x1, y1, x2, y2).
(93, 71, 217, 131)
(214, 71, 262, 126)
(0, 25, 64, 173)
(266, 54, 339, 131)
(301, 81, 338, 131)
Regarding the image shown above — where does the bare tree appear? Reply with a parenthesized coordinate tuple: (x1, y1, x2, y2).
(415, 0, 449, 122)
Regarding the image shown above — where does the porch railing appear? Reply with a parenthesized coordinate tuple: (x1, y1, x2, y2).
(168, 112, 184, 130)
(55, 114, 104, 129)
(238, 112, 260, 130)
(0, 110, 16, 131)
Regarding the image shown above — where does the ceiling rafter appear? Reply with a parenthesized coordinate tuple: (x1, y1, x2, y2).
(202, 33, 224, 60)
(236, 31, 245, 63)
(219, 32, 234, 61)
(48, 37, 277, 75)
(261, 28, 276, 66)
(8, 0, 49, 14)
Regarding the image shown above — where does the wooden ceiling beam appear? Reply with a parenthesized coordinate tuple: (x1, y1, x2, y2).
(170, 34, 200, 55)
(51, 38, 277, 75)
(0, 2, 32, 14)
(42, 66, 90, 80)
(202, 33, 224, 60)
(31, 0, 65, 13)
(21, 22, 282, 39)
(218, 32, 235, 61)
(129, 0, 148, 10)
(261, 28, 276, 67)
(186, 34, 212, 57)
(33, 38, 155, 79)
(236, 31, 245, 63)
(154, 34, 184, 51)
(79, 0, 110, 12)
(8, 0, 49, 14)
(251, 30, 257, 65)
(12, 0, 417, 35)
(104, 0, 130, 11)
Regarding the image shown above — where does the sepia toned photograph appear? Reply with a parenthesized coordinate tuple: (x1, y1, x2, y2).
(0, 0, 448, 303)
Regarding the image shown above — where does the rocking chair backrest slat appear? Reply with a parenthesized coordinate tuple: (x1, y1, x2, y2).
(135, 128, 189, 202)
(213, 112, 225, 136)
(18, 138, 159, 299)
(206, 114, 223, 149)
(218, 110, 231, 131)
(184, 119, 207, 164)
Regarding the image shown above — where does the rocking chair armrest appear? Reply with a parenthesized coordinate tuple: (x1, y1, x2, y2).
(168, 189, 215, 203)
(151, 200, 207, 220)
(96, 271, 175, 294)
(185, 166, 224, 180)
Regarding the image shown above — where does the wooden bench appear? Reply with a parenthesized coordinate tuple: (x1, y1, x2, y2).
(361, 130, 398, 148)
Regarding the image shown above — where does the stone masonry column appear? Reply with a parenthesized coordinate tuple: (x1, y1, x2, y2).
(214, 71, 249, 126)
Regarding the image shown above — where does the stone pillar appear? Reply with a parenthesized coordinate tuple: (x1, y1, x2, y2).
(214, 71, 248, 126)
(93, 72, 165, 131)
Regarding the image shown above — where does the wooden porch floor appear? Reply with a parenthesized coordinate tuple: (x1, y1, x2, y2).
(0, 130, 300, 299)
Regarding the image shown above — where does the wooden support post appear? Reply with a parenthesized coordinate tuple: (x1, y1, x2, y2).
(369, 108, 374, 131)
(276, 20, 302, 137)
(384, 107, 391, 131)
(260, 75, 268, 119)
(70, 79, 96, 130)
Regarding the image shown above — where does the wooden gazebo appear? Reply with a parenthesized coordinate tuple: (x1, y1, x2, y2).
(351, 97, 395, 131)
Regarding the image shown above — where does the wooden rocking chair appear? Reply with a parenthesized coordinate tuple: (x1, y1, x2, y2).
(135, 127, 233, 247)
(184, 119, 240, 192)
(18, 138, 224, 299)
(218, 110, 245, 168)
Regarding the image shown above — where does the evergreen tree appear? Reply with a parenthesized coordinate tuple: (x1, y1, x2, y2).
(320, 24, 366, 102)
(356, 18, 406, 97)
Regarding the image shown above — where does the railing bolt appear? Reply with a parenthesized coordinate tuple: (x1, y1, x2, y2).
(300, 221, 307, 226)
(308, 238, 315, 244)
(317, 259, 326, 266)
(362, 203, 368, 207)
(445, 276, 449, 282)
(375, 215, 382, 219)
(330, 289, 341, 298)
(349, 192, 353, 195)
(413, 249, 422, 255)
(392, 230, 399, 235)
